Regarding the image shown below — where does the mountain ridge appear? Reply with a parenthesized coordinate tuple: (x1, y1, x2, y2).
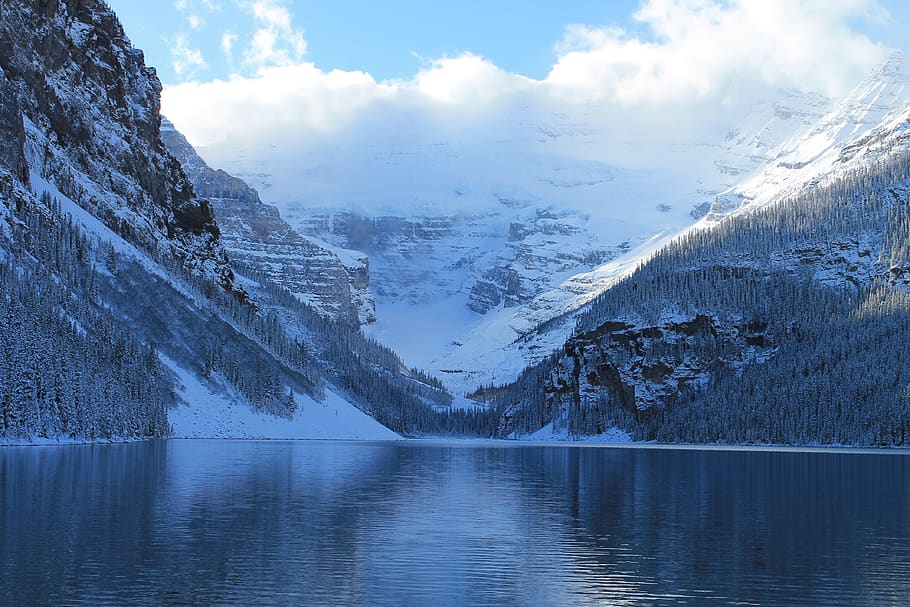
(0, 0, 234, 290)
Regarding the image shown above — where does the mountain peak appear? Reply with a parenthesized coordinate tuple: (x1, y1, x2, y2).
(860, 50, 908, 92)
(882, 49, 907, 72)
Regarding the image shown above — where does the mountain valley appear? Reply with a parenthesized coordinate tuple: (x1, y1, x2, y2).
(1, 0, 909, 446)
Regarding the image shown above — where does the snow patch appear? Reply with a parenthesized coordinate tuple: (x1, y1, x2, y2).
(163, 357, 399, 440)
(517, 421, 633, 444)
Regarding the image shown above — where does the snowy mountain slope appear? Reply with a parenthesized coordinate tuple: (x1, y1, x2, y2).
(0, 0, 479, 442)
(426, 57, 908, 396)
(709, 52, 910, 218)
(190, 85, 836, 395)
(165, 358, 398, 440)
(12, 166, 394, 439)
(491, 89, 910, 444)
(160, 119, 376, 325)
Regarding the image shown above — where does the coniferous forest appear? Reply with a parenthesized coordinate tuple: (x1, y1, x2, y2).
(491, 151, 910, 446)
(0, 192, 169, 439)
(0, 181, 497, 440)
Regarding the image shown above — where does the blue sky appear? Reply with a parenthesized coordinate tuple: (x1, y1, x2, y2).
(110, 0, 644, 84)
(103, 0, 909, 154)
(108, 0, 909, 87)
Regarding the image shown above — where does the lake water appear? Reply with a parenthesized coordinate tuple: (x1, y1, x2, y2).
(1, 441, 909, 606)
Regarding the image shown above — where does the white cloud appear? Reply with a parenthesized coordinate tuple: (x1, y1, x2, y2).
(162, 0, 892, 190)
(239, 0, 307, 70)
(169, 33, 208, 78)
(164, 64, 394, 145)
(546, 0, 887, 103)
(221, 31, 237, 58)
(187, 14, 202, 30)
(412, 54, 533, 104)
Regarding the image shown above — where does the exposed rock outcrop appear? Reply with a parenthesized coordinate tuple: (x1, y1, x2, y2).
(468, 210, 615, 314)
(0, 0, 232, 288)
(532, 314, 774, 432)
(161, 119, 376, 324)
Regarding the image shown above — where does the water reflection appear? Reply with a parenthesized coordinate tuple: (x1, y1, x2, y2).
(1, 442, 909, 606)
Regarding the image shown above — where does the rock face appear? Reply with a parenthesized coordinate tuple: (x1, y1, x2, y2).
(294, 206, 617, 313)
(294, 211, 464, 304)
(161, 120, 375, 324)
(468, 209, 616, 314)
(536, 315, 774, 431)
(0, 0, 232, 288)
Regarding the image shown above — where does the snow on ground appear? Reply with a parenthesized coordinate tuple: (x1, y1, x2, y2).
(365, 296, 480, 369)
(163, 356, 399, 440)
(519, 421, 632, 444)
(720, 53, 910, 216)
(28, 165, 400, 441)
(448, 395, 487, 411)
(364, 222, 703, 394)
(364, 227, 696, 396)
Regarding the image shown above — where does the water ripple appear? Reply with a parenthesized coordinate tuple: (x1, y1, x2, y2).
(1, 441, 909, 606)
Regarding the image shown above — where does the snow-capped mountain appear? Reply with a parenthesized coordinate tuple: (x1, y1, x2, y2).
(470, 53, 910, 397)
(192, 81, 836, 394)
(709, 51, 910, 217)
(490, 55, 910, 444)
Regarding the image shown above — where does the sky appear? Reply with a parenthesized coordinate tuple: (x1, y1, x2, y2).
(104, 0, 910, 204)
(111, 0, 907, 87)
(111, 1, 643, 83)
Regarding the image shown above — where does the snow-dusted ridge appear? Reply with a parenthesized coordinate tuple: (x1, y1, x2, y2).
(439, 53, 910, 396)
(710, 51, 910, 218)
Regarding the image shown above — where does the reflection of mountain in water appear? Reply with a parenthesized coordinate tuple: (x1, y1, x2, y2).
(2, 443, 909, 606)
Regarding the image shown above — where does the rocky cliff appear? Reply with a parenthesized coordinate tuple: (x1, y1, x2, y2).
(161, 119, 375, 324)
(0, 0, 232, 288)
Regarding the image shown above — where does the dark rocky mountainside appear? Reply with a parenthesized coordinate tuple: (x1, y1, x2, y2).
(0, 0, 481, 441)
(0, 0, 232, 288)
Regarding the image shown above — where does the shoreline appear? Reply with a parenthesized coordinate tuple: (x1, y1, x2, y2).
(4, 435, 909, 455)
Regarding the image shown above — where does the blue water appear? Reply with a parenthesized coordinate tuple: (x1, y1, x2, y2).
(1, 441, 909, 606)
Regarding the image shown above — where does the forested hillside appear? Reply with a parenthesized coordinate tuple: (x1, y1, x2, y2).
(0, 189, 168, 439)
(0, 0, 496, 442)
(493, 146, 910, 446)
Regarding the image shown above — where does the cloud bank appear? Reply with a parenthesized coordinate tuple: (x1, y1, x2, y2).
(164, 0, 889, 149)
(549, 0, 887, 105)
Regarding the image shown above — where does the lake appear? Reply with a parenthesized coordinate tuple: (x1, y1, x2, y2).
(1, 440, 909, 606)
